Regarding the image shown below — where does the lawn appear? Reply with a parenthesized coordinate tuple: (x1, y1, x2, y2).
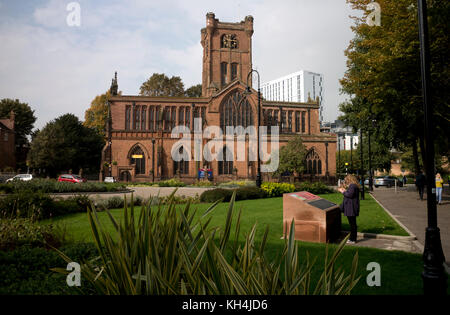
(39, 193, 439, 295)
(44, 193, 409, 243)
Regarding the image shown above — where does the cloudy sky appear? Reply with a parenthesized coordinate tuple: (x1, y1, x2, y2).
(0, 0, 362, 130)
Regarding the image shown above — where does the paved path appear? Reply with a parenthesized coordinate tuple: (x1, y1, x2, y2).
(371, 185, 450, 266)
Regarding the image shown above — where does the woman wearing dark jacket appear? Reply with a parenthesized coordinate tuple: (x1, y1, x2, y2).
(338, 174, 360, 244)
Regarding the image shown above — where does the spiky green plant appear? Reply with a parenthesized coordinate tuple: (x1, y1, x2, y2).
(53, 191, 360, 295)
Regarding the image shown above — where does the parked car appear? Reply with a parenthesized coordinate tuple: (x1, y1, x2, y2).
(374, 176, 403, 188)
(6, 174, 33, 183)
(104, 176, 116, 183)
(58, 174, 87, 183)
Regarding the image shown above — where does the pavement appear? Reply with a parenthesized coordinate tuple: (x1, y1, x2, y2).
(369, 184, 450, 268)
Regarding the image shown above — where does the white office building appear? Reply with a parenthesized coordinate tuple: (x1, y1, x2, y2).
(261, 70, 324, 121)
(321, 120, 359, 151)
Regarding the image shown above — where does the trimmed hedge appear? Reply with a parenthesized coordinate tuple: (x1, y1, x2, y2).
(294, 182, 335, 194)
(200, 185, 277, 203)
(0, 178, 126, 194)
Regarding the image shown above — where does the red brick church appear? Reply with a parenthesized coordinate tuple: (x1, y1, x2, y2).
(102, 13, 336, 183)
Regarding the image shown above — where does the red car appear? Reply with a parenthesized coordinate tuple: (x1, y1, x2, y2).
(58, 174, 87, 183)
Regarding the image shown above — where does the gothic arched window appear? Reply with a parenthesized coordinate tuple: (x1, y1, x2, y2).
(305, 149, 322, 175)
(173, 146, 189, 175)
(220, 90, 253, 131)
(130, 146, 145, 175)
(218, 146, 233, 175)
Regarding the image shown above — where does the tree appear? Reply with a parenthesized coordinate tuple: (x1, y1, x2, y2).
(140, 73, 185, 97)
(185, 84, 202, 97)
(84, 90, 121, 138)
(275, 135, 307, 175)
(28, 114, 104, 177)
(340, 0, 450, 175)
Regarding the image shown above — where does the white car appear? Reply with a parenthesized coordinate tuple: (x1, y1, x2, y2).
(104, 176, 116, 183)
(6, 174, 33, 183)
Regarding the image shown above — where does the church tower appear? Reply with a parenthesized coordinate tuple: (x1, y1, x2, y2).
(200, 12, 254, 97)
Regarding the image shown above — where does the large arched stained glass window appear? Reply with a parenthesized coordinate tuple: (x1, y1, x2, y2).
(220, 90, 253, 131)
(305, 149, 322, 175)
(130, 146, 145, 175)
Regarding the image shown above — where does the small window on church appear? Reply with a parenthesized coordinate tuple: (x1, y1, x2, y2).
(221, 62, 228, 86)
(231, 63, 238, 81)
(4, 132, 8, 142)
(125, 105, 131, 130)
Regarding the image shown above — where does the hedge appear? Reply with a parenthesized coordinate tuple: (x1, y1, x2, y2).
(0, 244, 97, 294)
(0, 178, 127, 194)
(294, 182, 335, 194)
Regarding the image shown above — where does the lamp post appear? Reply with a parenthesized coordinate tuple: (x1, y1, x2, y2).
(368, 116, 373, 192)
(337, 133, 341, 183)
(246, 69, 262, 188)
(151, 139, 155, 182)
(359, 128, 365, 200)
(417, 0, 447, 294)
(350, 135, 353, 174)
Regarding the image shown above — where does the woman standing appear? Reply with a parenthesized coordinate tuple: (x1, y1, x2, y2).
(436, 173, 444, 205)
(338, 174, 361, 244)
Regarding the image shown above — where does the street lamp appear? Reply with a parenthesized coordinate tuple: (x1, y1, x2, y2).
(151, 139, 155, 182)
(359, 128, 365, 200)
(246, 69, 262, 188)
(417, 0, 447, 294)
(350, 135, 353, 174)
(337, 133, 341, 183)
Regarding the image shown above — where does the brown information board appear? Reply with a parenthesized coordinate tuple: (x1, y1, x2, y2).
(283, 191, 341, 243)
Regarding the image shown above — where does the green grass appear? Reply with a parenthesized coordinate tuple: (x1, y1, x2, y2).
(43, 193, 408, 242)
(38, 193, 437, 295)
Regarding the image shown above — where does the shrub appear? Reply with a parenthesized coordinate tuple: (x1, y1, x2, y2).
(191, 180, 214, 187)
(0, 192, 91, 220)
(235, 186, 266, 200)
(156, 194, 201, 205)
(218, 180, 256, 188)
(105, 196, 124, 209)
(157, 178, 186, 187)
(261, 182, 295, 197)
(200, 188, 233, 203)
(0, 243, 97, 294)
(0, 191, 54, 220)
(294, 182, 335, 194)
(0, 218, 60, 251)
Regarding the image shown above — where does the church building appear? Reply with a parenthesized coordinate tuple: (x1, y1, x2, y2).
(102, 13, 336, 183)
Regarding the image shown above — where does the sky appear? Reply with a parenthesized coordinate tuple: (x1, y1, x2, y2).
(0, 0, 362, 130)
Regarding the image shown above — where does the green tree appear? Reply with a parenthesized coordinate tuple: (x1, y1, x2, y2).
(185, 84, 202, 97)
(0, 99, 37, 168)
(28, 114, 104, 177)
(140, 73, 185, 97)
(340, 0, 450, 175)
(275, 135, 307, 175)
(84, 90, 122, 138)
